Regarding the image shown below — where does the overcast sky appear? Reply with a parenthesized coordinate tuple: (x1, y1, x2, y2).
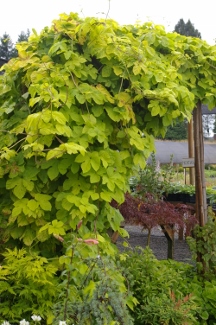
(1, 0, 216, 45)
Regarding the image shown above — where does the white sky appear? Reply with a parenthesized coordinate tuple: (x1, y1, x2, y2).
(0, 0, 216, 45)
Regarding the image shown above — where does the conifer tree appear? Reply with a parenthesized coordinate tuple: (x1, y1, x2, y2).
(0, 33, 15, 60)
(17, 29, 30, 43)
(174, 18, 201, 38)
(0, 30, 30, 60)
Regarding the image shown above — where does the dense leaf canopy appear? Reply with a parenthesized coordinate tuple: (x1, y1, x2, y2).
(0, 13, 216, 249)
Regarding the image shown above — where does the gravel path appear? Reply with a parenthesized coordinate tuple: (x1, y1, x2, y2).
(116, 224, 193, 263)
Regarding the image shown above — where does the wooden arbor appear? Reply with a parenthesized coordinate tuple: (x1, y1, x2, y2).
(188, 103, 216, 226)
(193, 102, 208, 226)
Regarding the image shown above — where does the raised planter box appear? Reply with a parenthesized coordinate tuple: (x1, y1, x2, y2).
(187, 194, 196, 203)
(165, 193, 210, 205)
(165, 193, 181, 201)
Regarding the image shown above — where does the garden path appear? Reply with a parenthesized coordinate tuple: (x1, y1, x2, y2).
(116, 224, 193, 263)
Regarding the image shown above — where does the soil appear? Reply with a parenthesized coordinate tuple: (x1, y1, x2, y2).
(116, 224, 194, 264)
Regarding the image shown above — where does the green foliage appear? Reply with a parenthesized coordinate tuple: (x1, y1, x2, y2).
(1, 14, 216, 257)
(187, 211, 216, 280)
(165, 183, 196, 195)
(163, 119, 188, 140)
(0, 30, 30, 61)
(12, 30, 31, 58)
(1, 14, 170, 258)
(0, 248, 59, 323)
(53, 254, 134, 325)
(119, 246, 216, 324)
(1, 12, 216, 323)
(0, 225, 134, 324)
(165, 182, 216, 197)
(130, 153, 175, 200)
(52, 228, 135, 325)
(120, 247, 198, 324)
(205, 164, 216, 171)
(189, 278, 216, 324)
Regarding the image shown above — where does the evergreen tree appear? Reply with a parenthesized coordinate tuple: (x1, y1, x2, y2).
(163, 119, 188, 140)
(12, 30, 31, 57)
(17, 29, 30, 43)
(174, 19, 201, 38)
(0, 30, 30, 60)
(0, 33, 15, 60)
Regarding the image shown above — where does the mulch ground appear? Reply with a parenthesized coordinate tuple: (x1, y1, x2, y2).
(116, 224, 193, 263)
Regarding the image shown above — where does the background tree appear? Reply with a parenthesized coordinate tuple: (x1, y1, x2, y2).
(0, 30, 30, 60)
(12, 29, 31, 57)
(174, 18, 201, 38)
(17, 29, 30, 43)
(0, 33, 15, 60)
(163, 119, 187, 140)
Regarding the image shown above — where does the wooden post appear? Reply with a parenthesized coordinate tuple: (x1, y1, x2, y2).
(161, 225, 174, 259)
(184, 168, 186, 184)
(188, 120, 195, 185)
(193, 101, 208, 226)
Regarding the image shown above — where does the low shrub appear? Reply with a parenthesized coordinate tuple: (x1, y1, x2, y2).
(189, 278, 216, 324)
(119, 246, 198, 325)
(111, 192, 197, 248)
(0, 248, 59, 323)
(0, 229, 135, 325)
(119, 246, 216, 325)
(187, 210, 216, 280)
(129, 153, 175, 200)
(52, 254, 134, 325)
